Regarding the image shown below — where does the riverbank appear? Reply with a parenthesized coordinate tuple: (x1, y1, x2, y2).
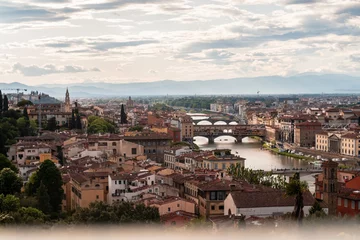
(262, 143, 315, 162)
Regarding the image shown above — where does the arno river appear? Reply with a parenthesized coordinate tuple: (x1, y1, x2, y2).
(195, 136, 316, 193)
(190, 114, 316, 193)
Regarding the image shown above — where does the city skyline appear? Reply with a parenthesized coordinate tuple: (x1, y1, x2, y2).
(1, 0, 360, 85)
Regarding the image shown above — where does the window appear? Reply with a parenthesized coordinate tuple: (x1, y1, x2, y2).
(211, 205, 215, 210)
(115, 181, 117, 185)
(222, 163, 226, 170)
(95, 184, 100, 187)
(338, 198, 341, 206)
(131, 148, 137, 155)
(168, 207, 171, 212)
(112, 142, 117, 146)
(210, 192, 217, 200)
(177, 204, 180, 208)
(344, 199, 348, 207)
(96, 195, 99, 200)
(217, 191, 225, 200)
(352, 200, 355, 209)
(214, 163, 218, 169)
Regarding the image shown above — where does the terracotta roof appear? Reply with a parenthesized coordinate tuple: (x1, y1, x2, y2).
(160, 211, 197, 222)
(70, 172, 89, 184)
(197, 179, 250, 191)
(230, 190, 315, 208)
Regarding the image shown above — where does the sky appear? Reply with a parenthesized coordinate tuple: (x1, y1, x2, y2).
(0, 0, 360, 86)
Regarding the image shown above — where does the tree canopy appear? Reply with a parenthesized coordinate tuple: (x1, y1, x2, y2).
(0, 168, 22, 195)
(72, 201, 160, 224)
(0, 154, 18, 173)
(87, 116, 116, 134)
(25, 160, 64, 215)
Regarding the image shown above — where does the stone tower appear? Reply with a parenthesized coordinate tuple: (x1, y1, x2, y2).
(64, 88, 71, 113)
(322, 159, 338, 215)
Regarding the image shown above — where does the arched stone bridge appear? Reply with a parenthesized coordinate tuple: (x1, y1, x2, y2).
(193, 118, 240, 125)
(193, 124, 266, 143)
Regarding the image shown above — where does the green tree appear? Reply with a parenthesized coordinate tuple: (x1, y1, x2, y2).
(0, 168, 22, 195)
(308, 200, 326, 218)
(23, 107, 29, 120)
(3, 95, 8, 112)
(129, 125, 143, 132)
(0, 194, 20, 213)
(71, 109, 76, 129)
(56, 145, 65, 166)
(120, 104, 128, 124)
(72, 201, 160, 224)
(36, 182, 51, 215)
(12, 207, 46, 225)
(46, 117, 57, 131)
(186, 217, 212, 230)
(26, 160, 64, 215)
(17, 100, 33, 108)
(0, 154, 18, 173)
(0, 91, 2, 117)
(285, 172, 309, 225)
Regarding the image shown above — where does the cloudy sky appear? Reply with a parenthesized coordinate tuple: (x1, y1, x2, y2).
(0, 0, 360, 86)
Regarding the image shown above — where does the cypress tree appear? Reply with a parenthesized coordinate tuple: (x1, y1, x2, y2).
(0, 91, 3, 117)
(76, 114, 82, 130)
(71, 110, 75, 129)
(120, 104, 128, 124)
(3, 95, 8, 112)
(36, 181, 52, 215)
(23, 107, 29, 120)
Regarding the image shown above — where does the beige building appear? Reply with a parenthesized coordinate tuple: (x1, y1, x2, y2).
(69, 173, 106, 211)
(179, 115, 194, 141)
(316, 132, 329, 152)
(145, 197, 195, 216)
(341, 133, 359, 157)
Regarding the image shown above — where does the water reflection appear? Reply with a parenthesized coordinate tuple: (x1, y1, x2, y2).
(195, 136, 315, 193)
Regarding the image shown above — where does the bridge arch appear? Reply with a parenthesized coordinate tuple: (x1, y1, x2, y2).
(196, 120, 213, 125)
(214, 121, 228, 125)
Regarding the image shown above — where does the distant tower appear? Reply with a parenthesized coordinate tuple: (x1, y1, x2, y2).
(322, 159, 338, 216)
(64, 88, 71, 113)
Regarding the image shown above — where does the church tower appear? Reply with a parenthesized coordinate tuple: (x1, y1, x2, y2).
(64, 88, 71, 113)
(322, 159, 338, 215)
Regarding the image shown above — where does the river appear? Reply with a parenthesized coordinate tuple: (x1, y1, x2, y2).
(193, 124, 316, 193)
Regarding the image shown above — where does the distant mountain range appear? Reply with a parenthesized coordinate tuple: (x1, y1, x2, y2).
(1, 74, 360, 99)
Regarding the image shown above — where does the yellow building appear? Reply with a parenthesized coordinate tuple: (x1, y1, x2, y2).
(69, 173, 105, 211)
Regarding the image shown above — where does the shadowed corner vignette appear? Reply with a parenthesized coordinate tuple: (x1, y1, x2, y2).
(1, 0, 360, 238)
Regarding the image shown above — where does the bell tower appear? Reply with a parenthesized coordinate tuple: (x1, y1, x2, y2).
(64, 88, 71, 113)
(322, 159, 338, 215)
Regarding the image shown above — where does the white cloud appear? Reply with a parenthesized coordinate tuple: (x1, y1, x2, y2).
(8, 63, 100, 76)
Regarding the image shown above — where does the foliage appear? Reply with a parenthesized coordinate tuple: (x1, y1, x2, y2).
(150, 103, 174, 112)
(129, 125, 143, 132)
(46, 117, 57, 131)
(227, 164, 287, 189)
(25, 160, 64, 215)
(285, 173, 309, 225)
(72, 201, 160, 224)
(87, 116, 117, 134)
(19, 196, 38, 209)
(0, 194, 20, 213)
(17, 100, 33, 107)
(57, 145, 65, 166)
(0, 168, 22, 195)
(36, 182, 52, 215)
(308, 200, 326, 217)
(3, 95, 8, 112)
(120, 104, 128, 124)
(186, 217, 212, 230)
(12, 207, 46, 225)
(0, 154, 18, 173)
